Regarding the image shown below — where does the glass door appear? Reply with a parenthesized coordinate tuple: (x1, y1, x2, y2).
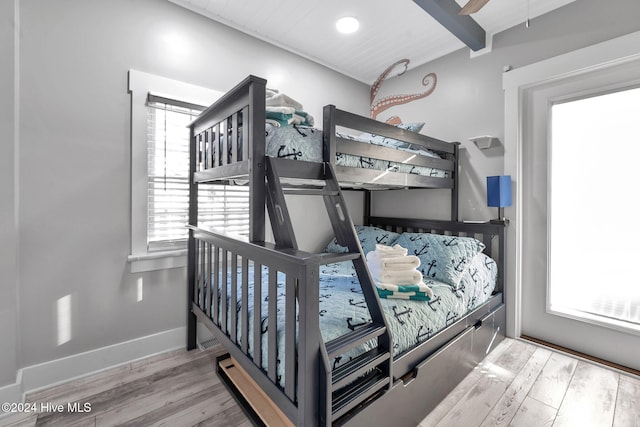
(520, 58, 640, 371)
(549, 88, 640, 334)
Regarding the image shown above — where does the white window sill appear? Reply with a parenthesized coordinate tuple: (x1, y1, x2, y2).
(127, 250, 187, 273)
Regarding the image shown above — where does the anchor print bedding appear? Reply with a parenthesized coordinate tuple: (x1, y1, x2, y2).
(264, 124, 448, 178)
(316, 252, 497, 360)
(215, 249, 497, 388)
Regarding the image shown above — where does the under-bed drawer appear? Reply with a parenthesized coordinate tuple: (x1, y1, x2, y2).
(471, 303, 505, 364)
(468, 292, 503, 321)
(341, 325, 476, 426)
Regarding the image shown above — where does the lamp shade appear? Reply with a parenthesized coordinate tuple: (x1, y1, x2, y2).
(487, 175, 512, 208)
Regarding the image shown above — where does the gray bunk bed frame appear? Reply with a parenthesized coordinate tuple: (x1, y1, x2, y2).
(187, 75, 506, 426)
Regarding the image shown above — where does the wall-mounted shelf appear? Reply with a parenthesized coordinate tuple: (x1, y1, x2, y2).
(470, 135, 501, 149)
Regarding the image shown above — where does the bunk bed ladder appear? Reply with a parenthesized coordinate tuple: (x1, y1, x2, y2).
(264, 157, 393, 425)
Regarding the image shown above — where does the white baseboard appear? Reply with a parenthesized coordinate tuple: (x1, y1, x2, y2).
(0, 382, 22, 409)
(0, 327, 185, 406)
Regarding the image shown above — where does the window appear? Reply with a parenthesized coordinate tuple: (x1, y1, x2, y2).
(128, 70, 248, 272)
(146, 96, 250, 252)
(146, 95, 202, 251)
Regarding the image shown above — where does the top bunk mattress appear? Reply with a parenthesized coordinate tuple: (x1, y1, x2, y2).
(265, 124, 449, 179)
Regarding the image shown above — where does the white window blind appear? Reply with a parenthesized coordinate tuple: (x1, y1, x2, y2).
(146, 94, 249, 252)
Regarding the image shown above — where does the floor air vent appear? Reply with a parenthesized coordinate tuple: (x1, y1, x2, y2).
(198, 337, 220, 351)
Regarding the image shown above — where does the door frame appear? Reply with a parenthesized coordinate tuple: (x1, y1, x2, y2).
(502, 30, 640, 340)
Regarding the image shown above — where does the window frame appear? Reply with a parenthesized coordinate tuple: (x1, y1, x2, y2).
(128, 70, 222, 272)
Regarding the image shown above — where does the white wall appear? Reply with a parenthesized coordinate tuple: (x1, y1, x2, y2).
(1, 0, 368, 395)
(372, 0, 640, 222)
(286, 192, 365, 253)
(0, 0, 19, 389)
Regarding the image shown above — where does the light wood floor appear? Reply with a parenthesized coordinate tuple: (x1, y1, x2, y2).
(2, 338, 639, 426)
(1, 345, 252, 427)
(420, 338, 640, 427)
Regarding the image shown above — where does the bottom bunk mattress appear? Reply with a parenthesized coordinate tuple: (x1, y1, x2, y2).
(209, 251, 497, 387)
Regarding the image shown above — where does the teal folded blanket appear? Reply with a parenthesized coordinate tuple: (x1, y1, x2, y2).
(376, 288, 431, 301)
(375, 280, 434, 301)
(266, 110, 314, 127)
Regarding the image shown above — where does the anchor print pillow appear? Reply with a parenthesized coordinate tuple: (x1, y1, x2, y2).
(325, 225, 400, 255)
(393, 232, 485, 287)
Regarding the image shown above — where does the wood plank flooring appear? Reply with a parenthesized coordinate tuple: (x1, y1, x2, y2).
(420, 338, 640, 427)
(1, 338, 638, 426)
(1, 346, 252, 427)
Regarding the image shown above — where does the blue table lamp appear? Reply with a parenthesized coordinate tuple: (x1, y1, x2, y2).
(487, 175, 511, 224)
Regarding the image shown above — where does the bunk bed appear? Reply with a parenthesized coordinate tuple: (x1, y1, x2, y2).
(186, 75, 506, 426)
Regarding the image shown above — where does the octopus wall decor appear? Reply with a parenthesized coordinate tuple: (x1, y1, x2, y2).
(370, 59, 437, 124)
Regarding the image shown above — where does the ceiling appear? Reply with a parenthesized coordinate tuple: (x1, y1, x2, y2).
(169, 0, 575, 85)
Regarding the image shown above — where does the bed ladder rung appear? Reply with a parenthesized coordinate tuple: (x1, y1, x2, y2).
(331, 370, 389, 422)
(331, 347, 390, 391)
(325, 324, 386, 360)
(282, 188, 340, 196)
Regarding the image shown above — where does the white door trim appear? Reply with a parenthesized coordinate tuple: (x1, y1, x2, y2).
(502, 30, 640, 339)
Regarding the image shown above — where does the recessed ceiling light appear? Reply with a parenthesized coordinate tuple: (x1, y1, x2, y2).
(336, 16, 360, 34)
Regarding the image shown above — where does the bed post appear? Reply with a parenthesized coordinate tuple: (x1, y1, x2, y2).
(297, 263, 321, 426)
(364, 189, 372, 226)
(248, 77, 266, 243)
(451, 142, 460, 221)
(323, 105, 337, 166)
(187, 122, 198, 350)
(497, 224, 506, 294)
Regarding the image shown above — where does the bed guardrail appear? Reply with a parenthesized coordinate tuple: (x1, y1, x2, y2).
(188, 75, 268, 256)
(186, 225, 323, 426)
(368, 217, 506, 294)
(190, 75, 266, 183)
(324, 105, 460, 220)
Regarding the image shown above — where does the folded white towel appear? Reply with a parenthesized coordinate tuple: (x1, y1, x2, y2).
(369, 265, 423, 285)
(266, 106, 296, 114)
(266, 92, 303, 110)
(383, 256, 420, 269)
(366, 252, 420, 270)
(374, 244, 408, 258)
(366, 246, 408, 264)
